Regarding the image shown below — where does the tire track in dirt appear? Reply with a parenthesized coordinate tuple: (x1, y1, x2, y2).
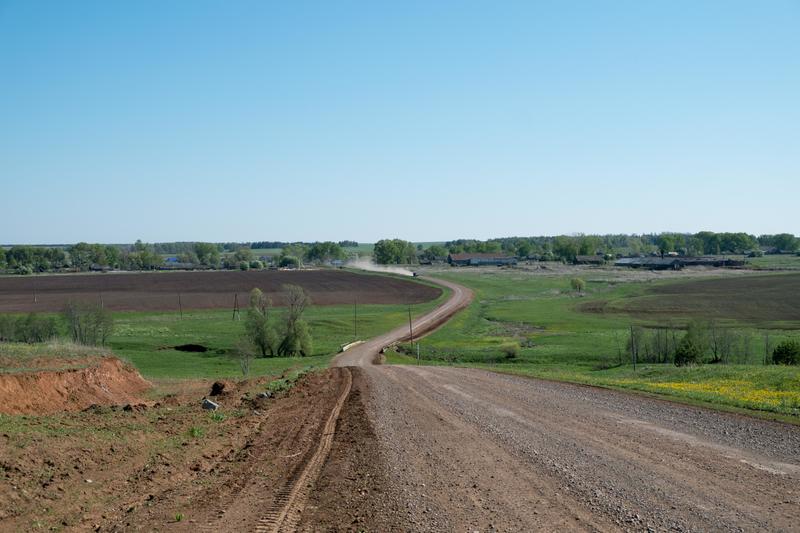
(255, 367, 352, 533)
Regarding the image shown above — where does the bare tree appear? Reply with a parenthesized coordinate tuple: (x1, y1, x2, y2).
(278, 284, 313, 357)
(283, 284, 310, 324)
(234, 340, 255, 377)
(63, 301, 114, 346)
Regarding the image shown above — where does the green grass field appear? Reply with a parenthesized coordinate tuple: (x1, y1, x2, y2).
(109, 288, 445, 380)
(745, 254, 800, 270)
(390, 269, 800, 418)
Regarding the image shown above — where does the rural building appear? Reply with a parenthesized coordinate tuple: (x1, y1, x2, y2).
(680, 257, 745, 268)
(448, 253, 518, 266)
(615, 257, 683, 270)
(615, 256, 744, 270)
(574, 255, 605, 265)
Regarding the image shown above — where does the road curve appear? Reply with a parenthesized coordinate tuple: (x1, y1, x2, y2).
(333, 275, 473, 367)
(331, 275, 800, 531)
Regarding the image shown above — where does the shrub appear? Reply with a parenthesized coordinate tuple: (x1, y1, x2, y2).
(570, 278, 586, 293)
(14, 313, 59, 343)
(772, 340, 800, 365)
(238, 261, 249, 271)
(279, 255, 300, 268)
(249, 260, 262, 270)
(15, 265, 33, 275)
(674, 334, 703, 366)
(0, 313, 52, 343)
(500, 342, 520, 360)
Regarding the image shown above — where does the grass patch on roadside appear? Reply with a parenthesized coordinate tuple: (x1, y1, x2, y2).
(474, 363, 800, 417)
(267, 365, 317, 393)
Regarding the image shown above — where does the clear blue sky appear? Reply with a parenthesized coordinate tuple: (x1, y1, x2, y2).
(1, 1, 798, 244)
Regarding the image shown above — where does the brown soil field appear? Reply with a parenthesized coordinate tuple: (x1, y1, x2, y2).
(0, 269, 441, 313)
(583, 272, 800, 324)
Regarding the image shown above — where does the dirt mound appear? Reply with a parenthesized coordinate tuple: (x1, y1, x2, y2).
(0, 356, 151, 415)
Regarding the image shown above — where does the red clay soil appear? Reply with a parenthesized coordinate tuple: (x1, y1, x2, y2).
(0, 357, 151, 415)
(0, 370, 349, 531)
(0, 269, 441, 313)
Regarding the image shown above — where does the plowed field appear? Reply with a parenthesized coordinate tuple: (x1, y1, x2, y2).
(0, 270, 441, 312)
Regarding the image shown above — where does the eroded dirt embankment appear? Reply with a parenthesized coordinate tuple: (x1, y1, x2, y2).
(0, 357, 150, 415)
(0, 368, 350, 531)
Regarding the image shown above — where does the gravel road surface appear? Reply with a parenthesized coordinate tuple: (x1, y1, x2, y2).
(330, 277, 800, 532)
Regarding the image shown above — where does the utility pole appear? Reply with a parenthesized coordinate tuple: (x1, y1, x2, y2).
(178, 293, 183, 320)
(233, 293, 240, 321)
(408, 305, 414, 345)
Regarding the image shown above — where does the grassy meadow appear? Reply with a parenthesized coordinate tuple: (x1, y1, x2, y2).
(109, 296, 443, 380)
(0, 273, 446, 381)
(745, 253, 800, 270)
(389, 268, 800, 419)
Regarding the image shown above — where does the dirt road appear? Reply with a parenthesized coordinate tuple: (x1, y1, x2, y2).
(320, 276, 800, 531)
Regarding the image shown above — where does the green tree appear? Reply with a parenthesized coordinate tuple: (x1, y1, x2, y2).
(232, 247, 254, 263)
(305, 242, 345, 263)
(281, 243, 308, 264)
(194, 242, 221, 267)
(552, 236, 579, 262)
(674, 322, 707, 366)
(67, 243, 93, 270)
(244, 288, 278, 357)
(279, 255, 300, 268)
(772, 340, 800, 365)
(577, 235, 602, 256)
(657, 234, 676, 254)
(769, 234, 798, 252)
(420, 244, 448, 261)
(6, 246, 36, 270)
(14, 313, 58, 343)
(373, 239, 417, 264)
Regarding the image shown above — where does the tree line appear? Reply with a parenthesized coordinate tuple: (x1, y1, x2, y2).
(5, 232, 797, 271)
(0, 239, 358, 275)
(249, 240, 357, 250)
(0, 302, 114, 347)
(372, 232, 799, 264)
(624, 321, 799, 367)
